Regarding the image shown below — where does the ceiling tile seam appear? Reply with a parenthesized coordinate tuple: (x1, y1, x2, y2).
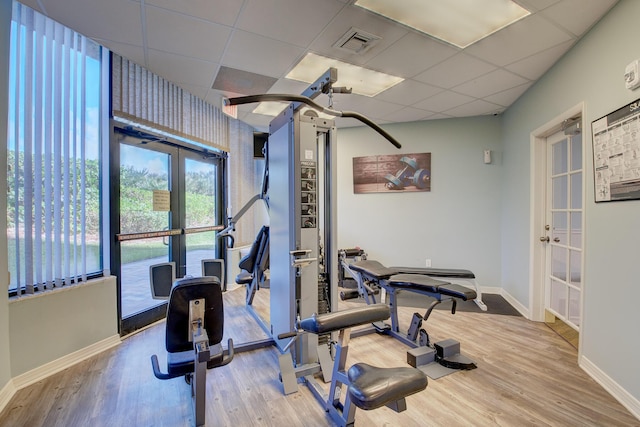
(140, 0, 150, 69)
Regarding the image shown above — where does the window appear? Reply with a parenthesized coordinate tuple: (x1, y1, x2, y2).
(7, 2, 102, 294)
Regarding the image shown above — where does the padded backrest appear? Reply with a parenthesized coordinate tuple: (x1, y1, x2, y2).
(165, 276, 224, 353)
(238, 225, 269, 272)
(150, 262, 176, 300)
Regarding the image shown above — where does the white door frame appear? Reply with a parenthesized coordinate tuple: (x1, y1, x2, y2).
(530, 102, 585, 327)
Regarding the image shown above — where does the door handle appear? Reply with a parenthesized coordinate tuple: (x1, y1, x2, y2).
(539, 236, 550, 242)
(553, 237, 560, 243)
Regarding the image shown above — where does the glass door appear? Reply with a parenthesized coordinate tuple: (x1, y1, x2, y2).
(543, 128, 583, 346)
(112, 126, 224, 335)
(182, 155, 221, 278)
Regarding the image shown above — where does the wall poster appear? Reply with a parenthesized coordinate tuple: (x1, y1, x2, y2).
(352, 153, 431, 194)
(592, 97, 640, 202)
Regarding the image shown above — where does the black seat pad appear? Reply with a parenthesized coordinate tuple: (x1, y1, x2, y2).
(392, 266, 475, 279)
(348, 363, 428, 410)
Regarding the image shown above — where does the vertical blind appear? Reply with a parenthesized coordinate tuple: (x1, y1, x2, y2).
(8, 2, 101, 294)
(111, 54, 231, 152)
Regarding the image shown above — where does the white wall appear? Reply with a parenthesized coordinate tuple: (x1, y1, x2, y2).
(0, 0, 13, 394)
(337, 116, 503, 286)
(501, 0, 640, 404)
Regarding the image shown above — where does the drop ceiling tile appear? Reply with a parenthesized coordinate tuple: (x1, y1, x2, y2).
(465, 14, 573, 66)
(412, 91, 475, 113)
(331, 94, 400, 121)
(147, 49, 219, 88)
(484, 83, 533, 107)
(382, 106, 435, 123)
(413, 53, 496, 89)
(505, 40, 574, 79)
(39, 0, 143, 46)
(516, 0, 562, 12)
(236, 0, 345, 48)
(145, 0, 243, 26)
(452, 69, 529, 99)
(223, 30, 305, 78)
(444, 99, 503, 117)
(540, 0, 618, 36)
(212, 67, 278, 95)
(307, 5, 408, 66)
(97, 39, 146, 68)
(376, 79, 443, 106)
(365, 32, 458, 78)
(145, 6, 231, 63)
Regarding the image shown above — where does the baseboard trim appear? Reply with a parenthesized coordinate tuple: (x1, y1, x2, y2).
(0, 379, 17, 415)
(580, 356, 640, 421)
(12, 335, 121, 390)
(499, 288, 531, 318)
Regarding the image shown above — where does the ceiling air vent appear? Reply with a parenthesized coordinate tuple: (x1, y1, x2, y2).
(333, 28, 381, 54)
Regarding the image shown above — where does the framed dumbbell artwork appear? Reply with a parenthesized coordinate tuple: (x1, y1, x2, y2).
(352, 152, 431, 194)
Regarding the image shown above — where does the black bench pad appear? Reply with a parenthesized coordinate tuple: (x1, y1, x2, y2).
(349, 260, 398, 280)
(347, 363, 428, 410)
(387, 273, 450, 292)
(299, 304, 390, 334)
(387, 274, 477, 301)
(391, 266, 475, 279)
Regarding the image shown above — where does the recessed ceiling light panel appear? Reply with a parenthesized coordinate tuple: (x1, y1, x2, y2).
(355, 0, 530, 49)
(286, 53, 403, 97)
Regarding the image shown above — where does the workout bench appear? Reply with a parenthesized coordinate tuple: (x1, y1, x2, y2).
(344, 260, 476, 351)
(279, 304, 428, 427)
(150, 276, 234, 427)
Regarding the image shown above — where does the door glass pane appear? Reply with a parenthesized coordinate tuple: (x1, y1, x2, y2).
(551, 212, 567, 245)
(120, 144, 170, 233)
(570, 133, 582, 172)
(184, 158, 218, 277)
(568, 287, 581, 327)
(569, 250, 582, 288)
(552, 175, 568, 209)
(550, 279, 566, 316)
(570, 212, 582, 248)
(570, 172, 582, 209)
(551, 245, 567, 281)
(120, 237, 168, 317)
(552, 139, 568, 175)
(120, 143, 171, 318)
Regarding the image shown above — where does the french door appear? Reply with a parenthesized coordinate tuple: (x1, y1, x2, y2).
(543, 128, 584, 342)
(111, 126, 225, 335)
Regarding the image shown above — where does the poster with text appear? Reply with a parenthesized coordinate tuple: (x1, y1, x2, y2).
(592, 98, 640, 202)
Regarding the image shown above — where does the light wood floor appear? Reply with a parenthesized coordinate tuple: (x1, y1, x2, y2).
(1, 286, 638, 427)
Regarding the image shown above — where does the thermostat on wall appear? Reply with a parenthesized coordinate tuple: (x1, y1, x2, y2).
(624, 60, 640, 90)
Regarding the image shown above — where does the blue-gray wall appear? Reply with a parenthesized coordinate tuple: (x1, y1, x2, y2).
(338, 116, 503, 287)
(501, 0, 640, 401)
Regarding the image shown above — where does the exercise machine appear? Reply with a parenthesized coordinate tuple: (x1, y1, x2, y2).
(343, 260, 477, 375)
(278, 304, 428, 427)
(150, 276, 234, 427)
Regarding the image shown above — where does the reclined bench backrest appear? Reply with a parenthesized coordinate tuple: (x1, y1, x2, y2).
(238, 225, 269, 273)
(165, 276, 224, 353)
